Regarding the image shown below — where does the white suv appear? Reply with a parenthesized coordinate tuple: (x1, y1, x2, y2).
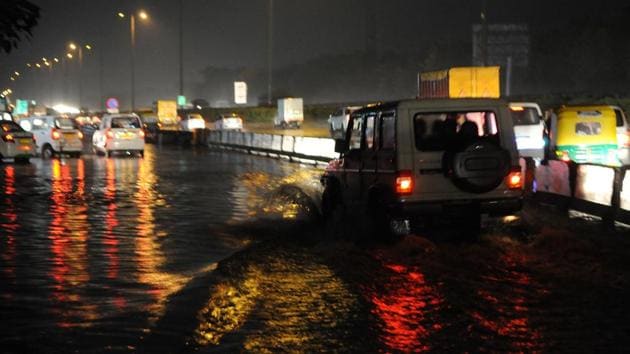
(179, 113, 206, 131)
(23, 115, 84, 158)
(321, 99, 523, 240)
(92, 114, 145, 157)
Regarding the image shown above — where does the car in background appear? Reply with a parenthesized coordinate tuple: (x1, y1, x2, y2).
(328, 106, 361, 139)
(214, 113, 243, 131)
(22, 115, 84, 158)
(0, 120, 35, 163)
(140, 114, 159, 142)
(92, 113, 145, 157)
(179, 113, 206, 131)
(509, 102, 545, 160)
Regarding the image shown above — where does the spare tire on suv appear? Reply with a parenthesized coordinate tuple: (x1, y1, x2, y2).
(446, 139, 511, 194)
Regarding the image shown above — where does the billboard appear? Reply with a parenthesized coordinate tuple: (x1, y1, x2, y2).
(472, 24, 529, 67)
(234, 81, 247, 104)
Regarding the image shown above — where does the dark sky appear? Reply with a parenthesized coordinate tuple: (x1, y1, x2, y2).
(1, 0, 628, 110)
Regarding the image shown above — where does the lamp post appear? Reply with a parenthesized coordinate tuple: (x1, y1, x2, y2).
(68, 42, 92, 109)
(118, 10, 149, 112)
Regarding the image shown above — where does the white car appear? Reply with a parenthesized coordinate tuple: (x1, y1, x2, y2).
(0, 120, 35, 163)
(22, 115, 84, 158)
(179, 113, 206, 131)
(509, 102, 545, 160)
(214, 114, 243, 131)
(92, 114, 145, 157)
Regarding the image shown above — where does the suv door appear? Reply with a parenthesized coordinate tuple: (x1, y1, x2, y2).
(341, 112, 364, 207)
(360, 113, 378, 197)
(375, 111, 397, 187)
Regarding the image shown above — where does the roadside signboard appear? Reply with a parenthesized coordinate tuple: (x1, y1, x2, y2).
(106, 97, 119, 113)
(14, 99, 29, 115)
(234, 81, 247, 104)
(177, 95, 186, 107)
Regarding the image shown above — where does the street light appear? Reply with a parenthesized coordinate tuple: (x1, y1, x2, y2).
(118, 9, 149, 112)
(68, 41, 93, 109)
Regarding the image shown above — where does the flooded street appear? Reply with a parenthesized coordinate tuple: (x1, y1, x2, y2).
(1, 146, 630, 352)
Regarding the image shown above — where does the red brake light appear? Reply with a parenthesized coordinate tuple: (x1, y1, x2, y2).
(51, 129, 61, 140)
(506, 168, 523, 190)
(106, 129, 114, 139)
(77, 131, 84, 139)
(395, 170, 414, 195)
(621, 131, 630, 148)
(139, 130, 145, 138)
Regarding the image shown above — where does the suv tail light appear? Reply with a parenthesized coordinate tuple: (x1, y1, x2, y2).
(2, 134, 14, 143)
(621, 131, 630, 148)
(51, 128, 61, 140)
(395, 170, 414, 195)
(139, 130, 145, 138)
(106, 129, 114, 139)
(77, 131, 84, 139)
(506, 167, 523, 190)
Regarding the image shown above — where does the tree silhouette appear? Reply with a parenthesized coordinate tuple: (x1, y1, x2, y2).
(0, 0, 40, 54)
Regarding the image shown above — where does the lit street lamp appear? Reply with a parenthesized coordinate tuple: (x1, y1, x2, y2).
(68, 42, 93, 109)
(118, 10, 149, 112)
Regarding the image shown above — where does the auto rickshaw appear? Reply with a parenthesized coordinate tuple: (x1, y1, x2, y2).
(551, 105, 620, 166)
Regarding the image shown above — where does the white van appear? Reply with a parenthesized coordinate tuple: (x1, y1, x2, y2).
(509, 102, 545, 160)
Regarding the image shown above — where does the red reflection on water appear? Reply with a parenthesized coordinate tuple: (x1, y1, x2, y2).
(48, 160, 92, 327)
(470, 253, 543, 351)
(1, 166, 17, 283)
(367, 260, 444, 353)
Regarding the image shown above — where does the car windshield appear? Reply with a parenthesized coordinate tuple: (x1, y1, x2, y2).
(55, 117, 76, 129)
(111, 116, 141, 128)
(0, 121, 23, 133)
(511, 107, 541, 125)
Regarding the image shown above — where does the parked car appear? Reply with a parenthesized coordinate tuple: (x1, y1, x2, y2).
(92, 113, 145, 157)
(321, 99, 523, 241)
(0, 120, 35, 163)
(22, 115, 84, 158)
(509, 102, 545, 160)
(214, 113, 243, 131)
(179, 113, 206, 131)
(328, 106, 361, 139)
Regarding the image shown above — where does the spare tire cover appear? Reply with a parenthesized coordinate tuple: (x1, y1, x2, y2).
(448, 140, 511, 193)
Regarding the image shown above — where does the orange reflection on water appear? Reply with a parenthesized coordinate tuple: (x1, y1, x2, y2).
(133, 148, 188, 322)
(367, 261, 444, 353)
(48, 159, 95, 327)
(1, 166, 17, 283)
(104, 158, 120, 281)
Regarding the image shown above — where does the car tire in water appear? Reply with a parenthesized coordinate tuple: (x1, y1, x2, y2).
(321, 183, 347, 240)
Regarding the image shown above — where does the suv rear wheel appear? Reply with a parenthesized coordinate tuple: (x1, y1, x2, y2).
(321, 182, 346, 240)
(445, 139, 511, 193)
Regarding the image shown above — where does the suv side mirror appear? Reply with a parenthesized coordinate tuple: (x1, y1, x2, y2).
(334, 139, 348, 153)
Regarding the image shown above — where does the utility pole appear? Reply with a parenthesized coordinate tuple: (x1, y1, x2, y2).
(179, 0, 184, 97)
(481, 0, 488, 66)
(267, 0, 273, 106)
(130, 13, 136, 112)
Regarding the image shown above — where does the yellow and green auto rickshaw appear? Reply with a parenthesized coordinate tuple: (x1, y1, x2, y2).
(551, 105, 620, 166)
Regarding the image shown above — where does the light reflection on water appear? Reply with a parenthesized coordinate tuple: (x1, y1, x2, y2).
(0, 147, 309, 350)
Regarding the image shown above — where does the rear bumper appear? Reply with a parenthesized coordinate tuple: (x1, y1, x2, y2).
(2, 143, 35, 158)
(107, 139, 144, 151)
(391, 197, 523, 218)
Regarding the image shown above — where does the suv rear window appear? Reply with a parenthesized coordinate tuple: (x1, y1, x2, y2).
(511, 107, 540, 125)
(55, 117, 76, 129)
(414, 111, 499, 151)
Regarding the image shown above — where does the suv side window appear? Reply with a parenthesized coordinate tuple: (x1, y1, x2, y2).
(364, 115, 375, 149)
(380, 114, 396, 150)
(348, 113, 363, 150)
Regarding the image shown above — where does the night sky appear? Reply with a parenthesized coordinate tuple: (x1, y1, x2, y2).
(1, 0, 629, 110)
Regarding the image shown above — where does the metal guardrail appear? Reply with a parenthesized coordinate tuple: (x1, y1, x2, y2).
(205, 130, 337, 163)
(525, 157, 629, 227)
